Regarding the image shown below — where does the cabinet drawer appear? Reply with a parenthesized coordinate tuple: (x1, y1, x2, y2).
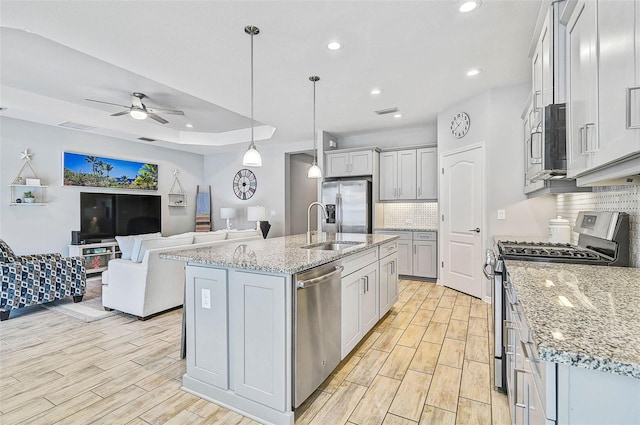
(414, 231, 437, 241)
(374, 230, 412, 241)
(342, 249, 378, 277)
(379, 241, 398, 258)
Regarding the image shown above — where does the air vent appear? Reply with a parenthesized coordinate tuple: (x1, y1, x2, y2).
(58, 121, 95, 131)
(374, 107, 399, 115)
(138, 137, 156, 142)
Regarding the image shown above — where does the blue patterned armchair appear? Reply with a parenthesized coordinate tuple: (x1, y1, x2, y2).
(0, 239, 86, 321)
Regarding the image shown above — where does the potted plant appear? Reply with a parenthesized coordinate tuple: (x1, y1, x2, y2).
(23, 191, 36, 203)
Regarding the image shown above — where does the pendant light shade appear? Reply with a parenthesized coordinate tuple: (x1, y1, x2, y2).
(243, 25, 262, 167)
(308, 75, 322, 179)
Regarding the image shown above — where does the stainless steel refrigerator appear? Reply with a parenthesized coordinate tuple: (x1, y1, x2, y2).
(321, 179, 372, 234)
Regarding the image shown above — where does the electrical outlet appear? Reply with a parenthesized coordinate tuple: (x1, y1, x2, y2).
(201, 289, 211, 309)
(497, 209, 506, 220)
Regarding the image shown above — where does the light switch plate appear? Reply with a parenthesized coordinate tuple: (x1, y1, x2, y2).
(201, 289, 211, 309)
(497, 209, 506, 220)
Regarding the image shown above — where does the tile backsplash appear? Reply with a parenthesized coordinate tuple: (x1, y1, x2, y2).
(380, 202, 439, 229)
(556, 185, 640, 267)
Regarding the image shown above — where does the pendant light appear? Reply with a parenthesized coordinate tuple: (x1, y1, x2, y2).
(242, 25, 262, 167)
(308, 76, 322, 178)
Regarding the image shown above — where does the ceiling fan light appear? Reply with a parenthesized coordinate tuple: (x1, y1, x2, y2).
(308, 162, 323, 179)
(130, 108, 148, 120)
(243, 143, 262, 167)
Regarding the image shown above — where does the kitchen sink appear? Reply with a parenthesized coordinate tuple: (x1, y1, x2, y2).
(302, 241, 365, 251)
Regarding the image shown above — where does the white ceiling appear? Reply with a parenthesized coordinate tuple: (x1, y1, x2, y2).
(0, 0, 541, 154)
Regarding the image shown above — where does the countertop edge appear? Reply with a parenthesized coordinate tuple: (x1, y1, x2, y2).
(539, 347, 640, 379)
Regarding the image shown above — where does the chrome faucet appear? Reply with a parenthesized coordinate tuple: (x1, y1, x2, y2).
(307, 202, 328, 244)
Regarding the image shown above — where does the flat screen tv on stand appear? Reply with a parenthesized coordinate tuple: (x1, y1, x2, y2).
(78, 192, 161, 244)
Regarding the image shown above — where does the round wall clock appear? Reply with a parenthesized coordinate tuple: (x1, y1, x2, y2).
(450, 112, 471, 139)
(233, 169, 257, 200)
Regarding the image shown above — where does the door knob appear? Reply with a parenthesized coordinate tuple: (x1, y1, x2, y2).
(468, 228, 481, 233)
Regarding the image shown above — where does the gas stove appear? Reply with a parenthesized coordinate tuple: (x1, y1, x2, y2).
(497, 211, 630, 266)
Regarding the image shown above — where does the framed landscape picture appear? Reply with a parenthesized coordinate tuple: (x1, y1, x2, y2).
(63, 152, 158, 190)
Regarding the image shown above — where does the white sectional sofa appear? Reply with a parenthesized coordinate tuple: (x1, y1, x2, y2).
(102, 229, 261, 319)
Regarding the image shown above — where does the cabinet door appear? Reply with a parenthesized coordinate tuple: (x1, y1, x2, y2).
(379, 152, 398, 200)
(540, 10, 553, 108)
(185, 267, 229, 390)
(325, 152, 350, 177)
(417, 148, 437, 199)
(379, 258, 390, 317)
(360, 263, 379, 335)
(388, 254, 398, 308)
(567, 0, 597, 177)
(231, 271, 287, 411)
(524, 103, 545, 194)
(596, 0, 640, 167)
(532, 39, 543, 127)
(413, 240, 437, 279)
(341, 272, 362, 358)
(397, 150, 417, 199)
(396, 240, 413, 276)
(350, 150, 374, 176)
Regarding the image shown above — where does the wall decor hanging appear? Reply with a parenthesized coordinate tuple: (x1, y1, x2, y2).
(63, 152, 158, 190)
(233, 168, 257, 200)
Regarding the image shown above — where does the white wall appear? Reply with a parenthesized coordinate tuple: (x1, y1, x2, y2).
(0, 117, 204, 255)
(203, 138, 313, 237)
(287, 153, 318, 235)
(437, 83, 556, 246)
(337, 124, 437, 150)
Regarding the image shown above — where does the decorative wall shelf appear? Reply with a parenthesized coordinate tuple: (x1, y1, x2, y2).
(9, 149, 48, 205)
(168, 170, 187, 207)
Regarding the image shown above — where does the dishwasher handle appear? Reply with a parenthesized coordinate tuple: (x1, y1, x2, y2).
(297, 266, 344, 289)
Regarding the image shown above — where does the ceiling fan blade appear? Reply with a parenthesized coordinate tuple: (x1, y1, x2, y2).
(85, 98, 129, 108)
(147, 113, 169, 124)
(147, 107, 184, 116)
(110, 110, 131, 117)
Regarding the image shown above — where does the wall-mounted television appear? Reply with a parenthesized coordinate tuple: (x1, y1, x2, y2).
(80, 192, 161, 241)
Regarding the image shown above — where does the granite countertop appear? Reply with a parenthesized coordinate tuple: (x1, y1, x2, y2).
(161, 233, 398, 275)
(375, 227, 438, 232)
(505, 260, 640, 378)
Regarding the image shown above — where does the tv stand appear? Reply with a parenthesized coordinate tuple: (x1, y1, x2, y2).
(68, 241, 120, 275)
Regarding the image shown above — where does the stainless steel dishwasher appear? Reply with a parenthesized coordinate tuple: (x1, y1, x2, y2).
(293, 261, 343, 408)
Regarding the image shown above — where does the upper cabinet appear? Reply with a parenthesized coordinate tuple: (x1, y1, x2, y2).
(566, 0, 640, 181)
(379, 147, 437, 201)
(325, 149, 376, 178)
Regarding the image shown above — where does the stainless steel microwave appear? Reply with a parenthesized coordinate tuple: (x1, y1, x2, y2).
(527, 103, 567, 181)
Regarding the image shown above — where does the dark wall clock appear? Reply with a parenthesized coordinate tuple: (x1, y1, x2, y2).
(233, 169, 257, 200)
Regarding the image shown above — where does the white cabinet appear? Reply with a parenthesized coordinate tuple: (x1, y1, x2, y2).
(567, 0, 599, 177)
(380, 150, 416, 200)
(231, 271, 287, 411)
(185, 266, 229, 390)
(412, 232, 437, 279)
(68, 241, 119, 274)
(397, 239, 413, 276)
(325, 149, 375, 177)
(595, 0, 640, 168)
(341, 251, 379, 358)
(379, 241, 398, 317)
(416, 147, 437, 199)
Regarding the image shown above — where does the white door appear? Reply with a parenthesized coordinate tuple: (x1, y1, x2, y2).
(440, 145, 484, 298)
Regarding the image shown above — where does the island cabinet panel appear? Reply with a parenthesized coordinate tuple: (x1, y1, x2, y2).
(379, 246, 398, 317)
(341, 271, 362, 358)
(230, 271, 287, 412)
(185, 266, 229, 390)
(360, 262, 379, 335)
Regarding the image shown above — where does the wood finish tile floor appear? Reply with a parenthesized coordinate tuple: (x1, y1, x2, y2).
(0, 279, 510, 424)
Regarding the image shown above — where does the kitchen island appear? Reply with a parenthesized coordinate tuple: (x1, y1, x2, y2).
(504, 260, 640, 424)
(162, 233, 399, 425)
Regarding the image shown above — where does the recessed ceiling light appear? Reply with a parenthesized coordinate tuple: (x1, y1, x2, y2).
(327, 41, 342, 50)
(459, 1, 480, 13)
(370, 88, 382, 95)
(466, 68, 482, 76)
(185, 123, 194, 128)
(393, 113, 403, 118)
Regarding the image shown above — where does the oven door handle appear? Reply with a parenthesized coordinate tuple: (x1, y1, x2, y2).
(483, 263, 495, 279)
(482, 250, 496, 279)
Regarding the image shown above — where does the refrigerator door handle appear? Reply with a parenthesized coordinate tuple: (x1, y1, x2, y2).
(337, 194, 342, 233)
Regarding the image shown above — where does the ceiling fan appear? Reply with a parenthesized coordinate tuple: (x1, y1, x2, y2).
(85, 92, 184, 124)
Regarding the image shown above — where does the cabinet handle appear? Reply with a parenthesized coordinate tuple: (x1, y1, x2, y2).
(413, 245, 417, 254)
(418, 187, 421, 196)
(533, 90, 541, 111)
(391, 261, 395, 275)
(585, 122, 596, 152)
(626, 86, 640, 129)
(579, 126, 586, 155)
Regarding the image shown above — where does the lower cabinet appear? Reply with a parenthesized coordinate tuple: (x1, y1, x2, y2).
(397, 239, 413, 276)
(185, 266, 229, 390)
(413, 239, 437, 279)
(375, 230, 437, 279)
(341, 258, 379, 359)
(379, 245, 399, 317)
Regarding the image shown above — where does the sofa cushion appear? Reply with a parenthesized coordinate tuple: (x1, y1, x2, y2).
(168, 232, 192, 239)
(226, 229, 260, 239)
(193, 232, 227, 244)
(133, 236, 194, 263)
(117, 232, 161, 260)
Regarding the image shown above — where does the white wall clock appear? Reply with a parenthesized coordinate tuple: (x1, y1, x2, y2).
(450, 112, 471, 138)
(233, 169, 257, 200)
